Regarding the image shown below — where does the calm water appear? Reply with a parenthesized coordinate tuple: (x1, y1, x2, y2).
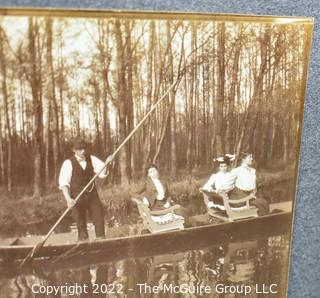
(0, 233, 290, 297)
(0, 181, 293, 297)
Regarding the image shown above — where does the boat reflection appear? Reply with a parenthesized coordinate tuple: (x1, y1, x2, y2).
(0, 233, 290, 297)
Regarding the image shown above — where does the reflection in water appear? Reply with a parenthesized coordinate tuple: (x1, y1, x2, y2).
(0, 234, 290, 297)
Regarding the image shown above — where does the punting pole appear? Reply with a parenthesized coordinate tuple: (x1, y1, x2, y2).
(20, 75, 184, 267)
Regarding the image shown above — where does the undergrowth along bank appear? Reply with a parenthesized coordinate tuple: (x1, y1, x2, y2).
(0, 168, 294, 233)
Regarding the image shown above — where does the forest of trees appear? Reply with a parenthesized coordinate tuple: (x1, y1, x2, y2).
(0, 15, 310, 194)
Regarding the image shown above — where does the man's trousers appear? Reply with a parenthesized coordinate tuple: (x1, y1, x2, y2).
(71, 189, 105, 241)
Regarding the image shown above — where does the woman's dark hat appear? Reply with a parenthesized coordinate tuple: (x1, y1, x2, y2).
(146, 164, 158, 174)
(213, 154, 235, 165)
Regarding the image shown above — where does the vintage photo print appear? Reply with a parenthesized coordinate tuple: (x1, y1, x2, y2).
(0, 8, 313, 297)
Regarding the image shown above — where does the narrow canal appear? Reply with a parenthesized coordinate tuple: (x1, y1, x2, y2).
(0, 233, 290, 297)
(0, 181, 294, 297)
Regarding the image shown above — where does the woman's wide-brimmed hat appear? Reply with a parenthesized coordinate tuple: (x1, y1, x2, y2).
(239, 152, 253, 160)
(213, 154, 235, 165)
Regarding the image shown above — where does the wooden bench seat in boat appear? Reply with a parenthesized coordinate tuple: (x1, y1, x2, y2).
(132, 198, 185, 233)
(200, 189, 258, 222)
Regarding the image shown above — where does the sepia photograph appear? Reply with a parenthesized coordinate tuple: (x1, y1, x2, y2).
(0, 9, 313, 297)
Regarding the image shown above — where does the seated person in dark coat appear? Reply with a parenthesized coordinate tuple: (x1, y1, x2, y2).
(137, 164, 173, 211)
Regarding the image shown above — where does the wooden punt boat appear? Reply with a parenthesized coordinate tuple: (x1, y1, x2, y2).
(0, 201, 292, 263)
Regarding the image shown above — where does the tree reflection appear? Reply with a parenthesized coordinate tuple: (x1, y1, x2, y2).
(0, 234, 290, 297)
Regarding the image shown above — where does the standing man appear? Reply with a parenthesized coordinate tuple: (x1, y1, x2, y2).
(230, 153, 269, 215)
(58, 138, 113, 241)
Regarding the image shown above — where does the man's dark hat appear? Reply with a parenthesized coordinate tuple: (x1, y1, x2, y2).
(71, 138, 87, 149)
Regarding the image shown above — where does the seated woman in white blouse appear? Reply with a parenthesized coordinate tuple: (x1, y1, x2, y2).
(201, 155, 236, 210)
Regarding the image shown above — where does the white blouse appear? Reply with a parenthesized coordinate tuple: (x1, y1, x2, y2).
(202, 171, 236, 193)
(231, 165, 256, 191)
(151, 178, 165, 200)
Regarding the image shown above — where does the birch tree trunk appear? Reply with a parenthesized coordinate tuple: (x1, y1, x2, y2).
(142, 21, 155, 173)
(0, 27, 12, 191)
(114, 20, 129, 185)
(28, 18, 42, 197)
(46, 18, 60, 181)
(186, 22, 196, 171)
(215, 23, 226, 156)
(225, 35, 242, 154)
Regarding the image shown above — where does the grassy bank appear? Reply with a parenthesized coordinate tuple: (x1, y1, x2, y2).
(0, 167, 295, 234)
